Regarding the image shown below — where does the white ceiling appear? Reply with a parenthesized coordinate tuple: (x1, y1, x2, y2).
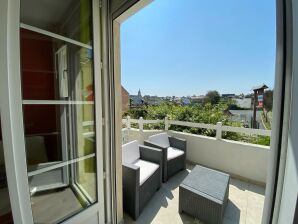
(20, 0, 74, 30)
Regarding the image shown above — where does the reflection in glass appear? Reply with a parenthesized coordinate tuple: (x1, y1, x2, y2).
(23, 104, 96, 171)
(30, 157, 97, 224)
(74, 104, 96, 158)
(76, 157, 97, 202)
(20, 1, 98, 222)
(20, 0, 93, 45)
(20, 29, 95, 101)
(0, 119, 14, 223)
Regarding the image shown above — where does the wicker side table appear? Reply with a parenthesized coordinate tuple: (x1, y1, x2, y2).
(179, 165, 230, 224)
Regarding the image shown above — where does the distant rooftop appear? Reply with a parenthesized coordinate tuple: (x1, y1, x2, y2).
(252, 84, 268, 91)
(191, 95, 205, 100)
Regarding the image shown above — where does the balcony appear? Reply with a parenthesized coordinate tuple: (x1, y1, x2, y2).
(121, 118, 270, 223)
(123, 164, 265, 224)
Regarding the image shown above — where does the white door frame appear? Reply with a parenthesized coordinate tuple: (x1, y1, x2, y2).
(109, 0, 291, 224)
(0, 0, 106, 223)
(109, 1, 153, 223)
(0, 0, 34, 223)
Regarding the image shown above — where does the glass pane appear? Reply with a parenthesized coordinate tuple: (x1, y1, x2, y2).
(20, 0, 93, 45)
(75, 157, 97, 203)
(0, 119, 14, 223)
(30, 157, 97, 224)
(20, 1, 99, 222)
(74, 104, 96, 158)
(20, 28, 94, 101)
(23, 104, 96, 172)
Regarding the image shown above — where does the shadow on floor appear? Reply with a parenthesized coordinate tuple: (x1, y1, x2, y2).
(223, 200, 241, 224)
(124, 169, 190, 224)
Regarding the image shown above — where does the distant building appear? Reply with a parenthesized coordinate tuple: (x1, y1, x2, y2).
(181, 97, 191, 105)
(143, 95, 163, 105)
(121, 86, 129, 112)
(191, 95, 206, 104)
(251, 84, 269, 91)
(173, 97, 182, 105)
(137, 89, 142, 98)
(233, 98, 252, 109)
(245, 93, 254, 98)
(129, 89, 145, 107)
(222, 94, 236, 98)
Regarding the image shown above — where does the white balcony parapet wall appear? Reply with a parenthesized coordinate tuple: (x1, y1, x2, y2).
(170, 131, 268, 185)
(121, 117, 270, 184)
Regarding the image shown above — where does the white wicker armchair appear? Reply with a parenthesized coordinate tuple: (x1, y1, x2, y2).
(144, 133, 187, 182)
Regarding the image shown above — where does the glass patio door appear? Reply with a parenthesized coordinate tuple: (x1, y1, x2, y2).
(0, 0, 105, 223)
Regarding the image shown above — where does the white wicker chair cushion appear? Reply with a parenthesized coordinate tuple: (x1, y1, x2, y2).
(122, 140, 140, 164)
(148, 133, 170, 148)
(132, 159, 159, 185)
(167, 147, 184, 161)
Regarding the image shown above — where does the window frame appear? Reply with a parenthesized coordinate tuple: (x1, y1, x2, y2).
(0, 0, 106, 223)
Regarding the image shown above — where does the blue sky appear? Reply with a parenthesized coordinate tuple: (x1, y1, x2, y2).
(121, 0, 276, 97)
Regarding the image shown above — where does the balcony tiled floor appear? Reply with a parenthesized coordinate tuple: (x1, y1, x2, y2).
(124, 164, 265, 224)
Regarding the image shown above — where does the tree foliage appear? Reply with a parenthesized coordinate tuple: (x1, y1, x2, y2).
(263, 90, 273, 112)
(263, 90, 273, 125)
(205, 90, 221, 105)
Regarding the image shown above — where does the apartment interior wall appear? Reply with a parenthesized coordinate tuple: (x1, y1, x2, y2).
(20, 28, 60, 163)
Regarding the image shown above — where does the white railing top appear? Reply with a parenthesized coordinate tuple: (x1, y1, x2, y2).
(130, 118, 140, 123)
(123, 117, 271, 137)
